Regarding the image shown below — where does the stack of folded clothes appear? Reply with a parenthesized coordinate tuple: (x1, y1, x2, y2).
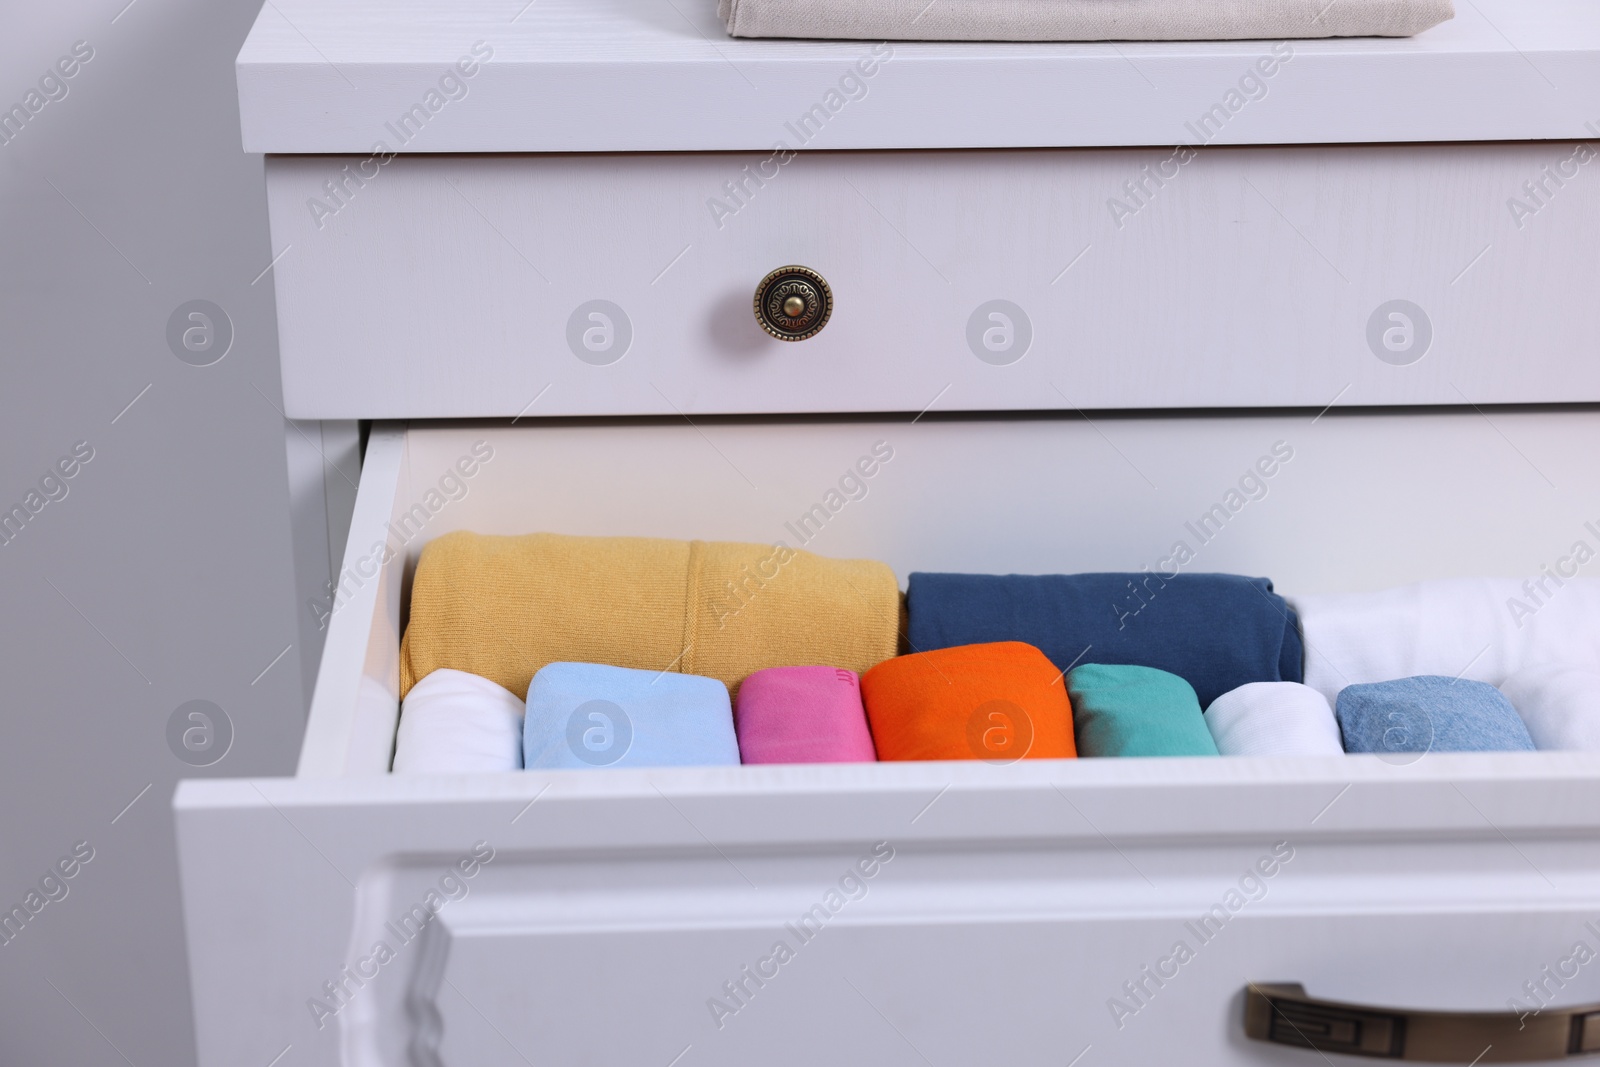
(395, 531, 898, 772)
(388, 532, 1600, 773)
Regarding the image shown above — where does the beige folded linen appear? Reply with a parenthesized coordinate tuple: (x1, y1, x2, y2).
(718, 0, 1453, 41)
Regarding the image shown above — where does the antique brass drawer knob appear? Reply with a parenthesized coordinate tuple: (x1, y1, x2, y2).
(754, 265, 832, 341)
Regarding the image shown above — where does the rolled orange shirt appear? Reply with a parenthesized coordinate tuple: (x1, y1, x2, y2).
(861, 641, 1077, 761)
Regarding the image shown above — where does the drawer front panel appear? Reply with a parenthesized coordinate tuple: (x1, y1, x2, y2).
(177, 766, 1600, 1067)
(267, 144, 1600, 419)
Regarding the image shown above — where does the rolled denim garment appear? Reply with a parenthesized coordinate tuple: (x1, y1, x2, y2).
(393, 669, 524, 774)
(907, 571, 1302, 709)
(1335, 675, 1535, 755)
(1203, 682, 1344, 756)
(1498, 665, 1600, 751)
(734, 666, 878, 764)
(861, 642, 1076, 762)
(524, 662, 740, 770)
(1066, 663, 1219, 758)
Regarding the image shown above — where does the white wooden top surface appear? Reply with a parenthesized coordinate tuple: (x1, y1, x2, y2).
(237, 0, 1600, 153)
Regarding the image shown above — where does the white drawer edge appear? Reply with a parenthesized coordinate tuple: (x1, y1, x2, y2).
(236, 0, 1600, 153)
(296, 423, 408, 778)
(179, 753, 1600, 845)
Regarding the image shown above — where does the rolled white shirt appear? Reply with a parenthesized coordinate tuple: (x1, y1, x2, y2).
(393, 669, 524, 774)
(1205, 681, 1344, 756)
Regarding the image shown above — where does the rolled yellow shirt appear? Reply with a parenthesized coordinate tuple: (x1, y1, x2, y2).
(400, 531, 901, 700)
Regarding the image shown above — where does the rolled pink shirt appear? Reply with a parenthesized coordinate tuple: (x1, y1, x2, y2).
(734, 665, 878, 764)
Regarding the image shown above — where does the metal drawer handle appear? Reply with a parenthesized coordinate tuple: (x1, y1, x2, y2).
(753, 264, 831, 341)
(1245, 983, 1600, 1061)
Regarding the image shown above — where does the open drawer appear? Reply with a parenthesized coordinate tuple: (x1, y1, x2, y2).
(178, 413, 1600, 1066)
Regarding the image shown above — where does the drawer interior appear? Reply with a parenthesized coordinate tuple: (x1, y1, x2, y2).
(302, 409, 1600, 778)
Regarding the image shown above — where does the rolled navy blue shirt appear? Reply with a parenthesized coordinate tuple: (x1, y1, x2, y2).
(905, 571, 1303, 709)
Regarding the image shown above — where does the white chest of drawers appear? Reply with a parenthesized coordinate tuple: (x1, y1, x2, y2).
(177, 2, 1600, 1064)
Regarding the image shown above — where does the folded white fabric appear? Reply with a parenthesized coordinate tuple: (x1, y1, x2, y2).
(1204, 681, 1344, 756)
(392, 669, 524, 774)
(719, 0, 1453, 41)
(1499, 665, 1600, 752)
(1293, 578, 1600, 708)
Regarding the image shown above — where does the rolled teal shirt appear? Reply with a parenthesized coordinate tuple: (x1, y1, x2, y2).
(1066, 663, 1220, 757)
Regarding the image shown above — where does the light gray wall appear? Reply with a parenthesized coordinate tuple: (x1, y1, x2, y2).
(0, 2, 304, 1064)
